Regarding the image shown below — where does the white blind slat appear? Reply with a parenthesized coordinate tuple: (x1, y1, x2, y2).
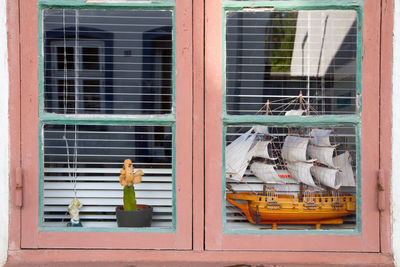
(44, 168, 172, 174)
(44, 190, 172, 198)
(44, 214, 172, 220)
(44, 206, 172, 213)
(44, 175, 172, 182)
(42, 221, 171, 228)
(44, 182, 172, 191)
(44, 198, 172, 206)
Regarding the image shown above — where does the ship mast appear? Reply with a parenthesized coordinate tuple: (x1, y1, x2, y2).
(298, 91, 304, 202)
(263, 100, 270, 196)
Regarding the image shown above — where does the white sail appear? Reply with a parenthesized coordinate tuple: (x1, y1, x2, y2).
(226, 128, 256, 181)
(307, 145, 335, 168)
(285, 109, 304, 116)
(249, 141, 277, 160)
(254, 125, 269, 135)
(250, 162, 283, 184)
(334, 151, 356, 187)
(282, 136, 311, 162)
(311, 165, 341, 189)
(286, 162, 319, 188)
(310, 129, 332, 147)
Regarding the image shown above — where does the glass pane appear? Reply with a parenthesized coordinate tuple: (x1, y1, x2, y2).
(224, 125, 357, 231)
(42, 124, 173, 228)
(226, 10, 358, 115)
(43, 9, 173, 115)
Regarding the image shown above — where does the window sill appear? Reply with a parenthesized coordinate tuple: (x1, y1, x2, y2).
(5, 249, 394, 267)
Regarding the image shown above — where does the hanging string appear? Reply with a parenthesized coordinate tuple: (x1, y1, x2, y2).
(61, 9, 78, 199)
(61, 9, 71, 185)
(306, 11, 311, 113)
(62, 9, 68, 115)
(72, 9, 79, 198)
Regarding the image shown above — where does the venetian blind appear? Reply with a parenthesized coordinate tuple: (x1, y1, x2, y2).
(226, 10, 358, 115)
(43, 124, 173, 228)
(42, 8, 175, 228)
(43, 9, 173, 115)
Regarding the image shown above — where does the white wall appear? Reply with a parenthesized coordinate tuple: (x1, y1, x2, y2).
(393, 1, 400, 266)
(0, 0, 8, 265)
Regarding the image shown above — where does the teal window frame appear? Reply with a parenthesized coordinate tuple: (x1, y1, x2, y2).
(37, 0, 178, 233)
(221, 0, 363, 235)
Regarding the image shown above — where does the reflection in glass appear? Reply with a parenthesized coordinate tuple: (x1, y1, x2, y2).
(82, 47, 100, 70)
(225, 125, 357, 230)
(42, 124, 173, 228)
(226, 10, 358, 115)
(43, 9, 173, 115)
(57, 80, 75, 113)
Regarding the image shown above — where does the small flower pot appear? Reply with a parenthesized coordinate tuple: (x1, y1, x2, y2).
(115, 205, 153, 227)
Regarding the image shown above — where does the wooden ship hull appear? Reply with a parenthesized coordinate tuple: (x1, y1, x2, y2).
(226, 192, 356, 229)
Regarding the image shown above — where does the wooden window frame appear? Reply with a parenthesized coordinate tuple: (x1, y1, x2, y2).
(6, 0, 394, 264)
(16, 0, 193, 250)
(205, 0, 389, 252)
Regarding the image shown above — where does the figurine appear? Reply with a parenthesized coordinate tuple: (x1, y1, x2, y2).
(67, 198, 83, 227)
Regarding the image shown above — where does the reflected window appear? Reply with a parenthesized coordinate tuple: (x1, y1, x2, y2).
(82, 47, 100, 70)
(83, 80, 101, 113)
(43, 9, 173, 115)
(57, 80, 75, 113)
(57, 47, 74, 70)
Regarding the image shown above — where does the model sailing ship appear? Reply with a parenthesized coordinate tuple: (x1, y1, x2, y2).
(226, 93, 356, 229)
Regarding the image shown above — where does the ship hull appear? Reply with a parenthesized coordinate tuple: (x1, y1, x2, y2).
(226, 192, 356, 228)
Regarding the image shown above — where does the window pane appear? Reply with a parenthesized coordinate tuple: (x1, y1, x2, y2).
(226, 10, 358, 115)
(43, 9, 173, 115)
(82, 47, 100, 70)
(56, 46, 74, 70)
(42, 124, 173, 228)
(82, 80, 101, 113)
(57, 79, 75, 113)
(225, 125, 357, 231)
